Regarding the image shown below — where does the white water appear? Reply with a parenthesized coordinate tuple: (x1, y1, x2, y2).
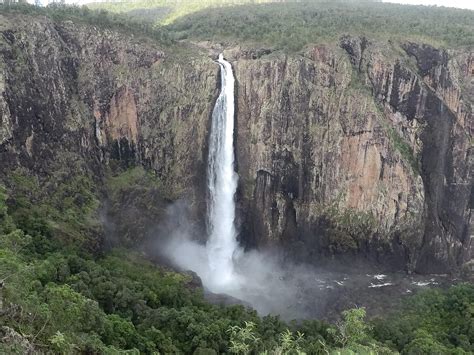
(205, 54, 240, 291)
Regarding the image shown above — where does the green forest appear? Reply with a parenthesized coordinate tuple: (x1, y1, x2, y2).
(0, 167, 472, 353)
(89, 0, 282, 24)
(3, 1, 473, 51)
(0, 2, 173, 44)
(167, 1, 474, 50)
(91, 0, 474, 50)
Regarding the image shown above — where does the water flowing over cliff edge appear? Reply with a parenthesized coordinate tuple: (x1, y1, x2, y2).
(206, 54, 240, 292)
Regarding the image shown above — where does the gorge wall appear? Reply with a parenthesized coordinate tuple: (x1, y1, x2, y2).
(230, 39, 473, 273)
(0, 14, 472, 273)
(0, 14, 218, 245)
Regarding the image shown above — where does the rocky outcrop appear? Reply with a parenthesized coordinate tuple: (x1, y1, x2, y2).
(102, 86, 139, 144)
(231, 46, 419, 269)
(0, 326, 37, 354)
(0, 14, 471, 273)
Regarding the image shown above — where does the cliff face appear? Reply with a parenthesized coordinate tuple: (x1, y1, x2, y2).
(0, 15, 471, 273)
(231, 39, 472, 273)
(0, 14, 217, 216)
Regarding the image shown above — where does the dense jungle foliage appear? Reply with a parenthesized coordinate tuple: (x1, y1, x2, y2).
(0, 168, 472, 354)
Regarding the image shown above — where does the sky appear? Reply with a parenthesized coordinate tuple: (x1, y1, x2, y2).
(29, 0, 474, 11)
(382, 0, 474, 10)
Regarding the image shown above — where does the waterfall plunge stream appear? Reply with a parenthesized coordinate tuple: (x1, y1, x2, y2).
(206, 54, 240, 291)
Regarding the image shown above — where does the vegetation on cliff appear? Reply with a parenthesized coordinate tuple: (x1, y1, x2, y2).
(0, 2, 172, 44)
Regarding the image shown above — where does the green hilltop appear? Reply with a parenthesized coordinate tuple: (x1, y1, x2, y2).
(88, 0, 383, 25)
(167, 1, 474, 50)
(89, 0, 473, 50)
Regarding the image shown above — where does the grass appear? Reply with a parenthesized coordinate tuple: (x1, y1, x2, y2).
(386, 125, 420, 175)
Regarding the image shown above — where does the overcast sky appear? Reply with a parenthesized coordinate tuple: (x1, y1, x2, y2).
(382, 0, 474, 10)
(31, 0, 474, 11)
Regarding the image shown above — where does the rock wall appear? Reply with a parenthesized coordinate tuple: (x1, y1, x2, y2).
(0, 15, 471, 273)
(229, 38, 472, 273)
(0, 14, 217, 209)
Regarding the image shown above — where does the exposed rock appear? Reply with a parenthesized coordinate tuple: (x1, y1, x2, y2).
(0, 67, 12, 145)
(103, 86, 139, 144)
(0, 326, 37, 354)
(0, 13, 217, 210)
(233, 38, 471, 273)
(402, 42, 448, 77)
(184, 270, 204, 289)
(0, 15, 471, 274)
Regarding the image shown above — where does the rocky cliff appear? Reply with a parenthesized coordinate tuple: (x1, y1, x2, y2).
(0, 14, 218, 243)
(0, 14, 472, 273)
(230, 39, 472, 273)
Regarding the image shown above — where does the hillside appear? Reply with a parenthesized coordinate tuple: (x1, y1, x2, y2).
(169, 1, 474, 50)
(89, 0, 384, 25)
(89, 0, 281, 24)
(90, 0, 474, 51)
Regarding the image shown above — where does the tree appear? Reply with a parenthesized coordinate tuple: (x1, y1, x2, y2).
(275, 329, 305, 355)
(49, 331, 73, 354)
(403, 330, 450, 354)
(329, 307, 372, 348)
(0, 229, 32, 254)
(227, 321, 260, 354)
(0, 186, 15, 234)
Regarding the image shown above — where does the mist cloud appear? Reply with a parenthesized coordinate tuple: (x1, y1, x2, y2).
(154, 201, 334, 320)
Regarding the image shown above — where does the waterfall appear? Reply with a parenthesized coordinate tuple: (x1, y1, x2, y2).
(206, 54, 239, 290)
